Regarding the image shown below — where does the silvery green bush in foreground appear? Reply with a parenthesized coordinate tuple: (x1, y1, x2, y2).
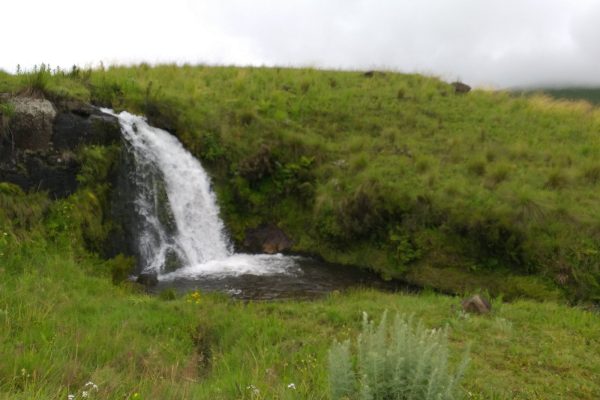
(329, 311, 469, 400)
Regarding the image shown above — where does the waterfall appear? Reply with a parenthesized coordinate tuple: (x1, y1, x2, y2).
(106, 110, 298, 279)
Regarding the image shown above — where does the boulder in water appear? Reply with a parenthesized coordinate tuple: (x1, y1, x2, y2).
(244, 223, 293, 254)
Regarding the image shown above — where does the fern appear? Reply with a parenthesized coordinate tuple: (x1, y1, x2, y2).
(329, 311, 469, 400)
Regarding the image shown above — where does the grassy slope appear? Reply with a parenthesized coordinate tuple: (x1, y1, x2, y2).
(1, 67, 600, 399)
(87, 65, 600, 301)
(3, 66, 600, 300)
(1, 236, 599, 399)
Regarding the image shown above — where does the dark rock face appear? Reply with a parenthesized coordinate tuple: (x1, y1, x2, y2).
(244, 223, 293, 254)
(0, 150, 80, 198)
(452, 81, 471, 94)
(106, 144, 185, 273)
(105, 143, 142, 263)
(461, 294, 492, 314)
(8, 97, 56, 151)
(0, 95, 121, 198)
(52, 101, 120, 150)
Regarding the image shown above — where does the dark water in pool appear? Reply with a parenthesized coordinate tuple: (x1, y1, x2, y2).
(148, 256, 410, 300)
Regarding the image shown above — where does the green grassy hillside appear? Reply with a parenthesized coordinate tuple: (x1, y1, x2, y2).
(1, 65, 600, 399)
(98, 66, 600, 301)
(1, 200, 599, 399)
(3, 65, 600, 301)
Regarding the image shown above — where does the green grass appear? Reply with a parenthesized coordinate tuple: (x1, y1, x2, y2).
(1, 66, 600, 398)
(0, 178, 599, 398)
(1, 241, 599, 399)
(2, 65, 600, 301)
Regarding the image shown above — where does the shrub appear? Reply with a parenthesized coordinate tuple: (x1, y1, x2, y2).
(336, 182, 389, 240)
(329, 311, 469, 400)
(107, 254, 135, 284)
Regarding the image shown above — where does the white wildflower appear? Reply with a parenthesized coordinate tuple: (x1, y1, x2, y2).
(67, 395, 75, 400)
(81, 391, 89, 398)
(287, 383, 296, 390)
(246, 384, 259, 395)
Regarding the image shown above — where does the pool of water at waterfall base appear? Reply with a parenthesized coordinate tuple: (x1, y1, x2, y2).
(144, 255, 411, 300)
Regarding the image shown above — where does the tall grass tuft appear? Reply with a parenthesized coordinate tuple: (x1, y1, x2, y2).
(329, 311, 469, 400)
(20, 64, 52, 97)
(582, 164, 600, 185)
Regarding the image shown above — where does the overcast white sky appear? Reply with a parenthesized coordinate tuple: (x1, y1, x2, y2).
(2, 0, 600, 87)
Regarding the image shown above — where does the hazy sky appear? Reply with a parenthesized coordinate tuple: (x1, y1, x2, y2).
(3, 0, 600, 87)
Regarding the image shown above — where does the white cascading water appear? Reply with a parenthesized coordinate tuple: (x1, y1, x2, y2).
(104, 110, 298, 280)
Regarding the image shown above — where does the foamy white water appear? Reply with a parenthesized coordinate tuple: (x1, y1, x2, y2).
(105, 109, 298, 278)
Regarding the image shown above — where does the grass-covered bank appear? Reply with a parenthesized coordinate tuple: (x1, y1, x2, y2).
(3, 65, 600, 301)
(2, 243, 599, 399)
(0, 170, 598, 399)
(1, 63, 600, 399)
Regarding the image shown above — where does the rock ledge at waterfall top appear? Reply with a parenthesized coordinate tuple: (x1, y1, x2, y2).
(0, 95, 120, 197)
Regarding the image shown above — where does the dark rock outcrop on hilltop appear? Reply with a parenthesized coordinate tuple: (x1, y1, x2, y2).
(0, 95, 120, 198)
(452, 81, 471, 94)
(244, 223, 294, 254)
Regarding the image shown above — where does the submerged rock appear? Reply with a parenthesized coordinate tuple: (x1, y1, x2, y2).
(244, 223, 293, 254)
(461, 294, 492, 314)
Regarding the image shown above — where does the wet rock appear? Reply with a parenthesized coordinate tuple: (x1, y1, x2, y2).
(244, 223, 293, 254)
(163, 248, 184, 273)
(461, 294, 492, 314)
(52, 105, 120, 150)
(452, 81, 471, 94)
(8, 97, 56, 151)
(137, 272, 159, 287)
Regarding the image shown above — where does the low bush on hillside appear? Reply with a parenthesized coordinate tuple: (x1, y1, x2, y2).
(329, 311, 469, 400)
